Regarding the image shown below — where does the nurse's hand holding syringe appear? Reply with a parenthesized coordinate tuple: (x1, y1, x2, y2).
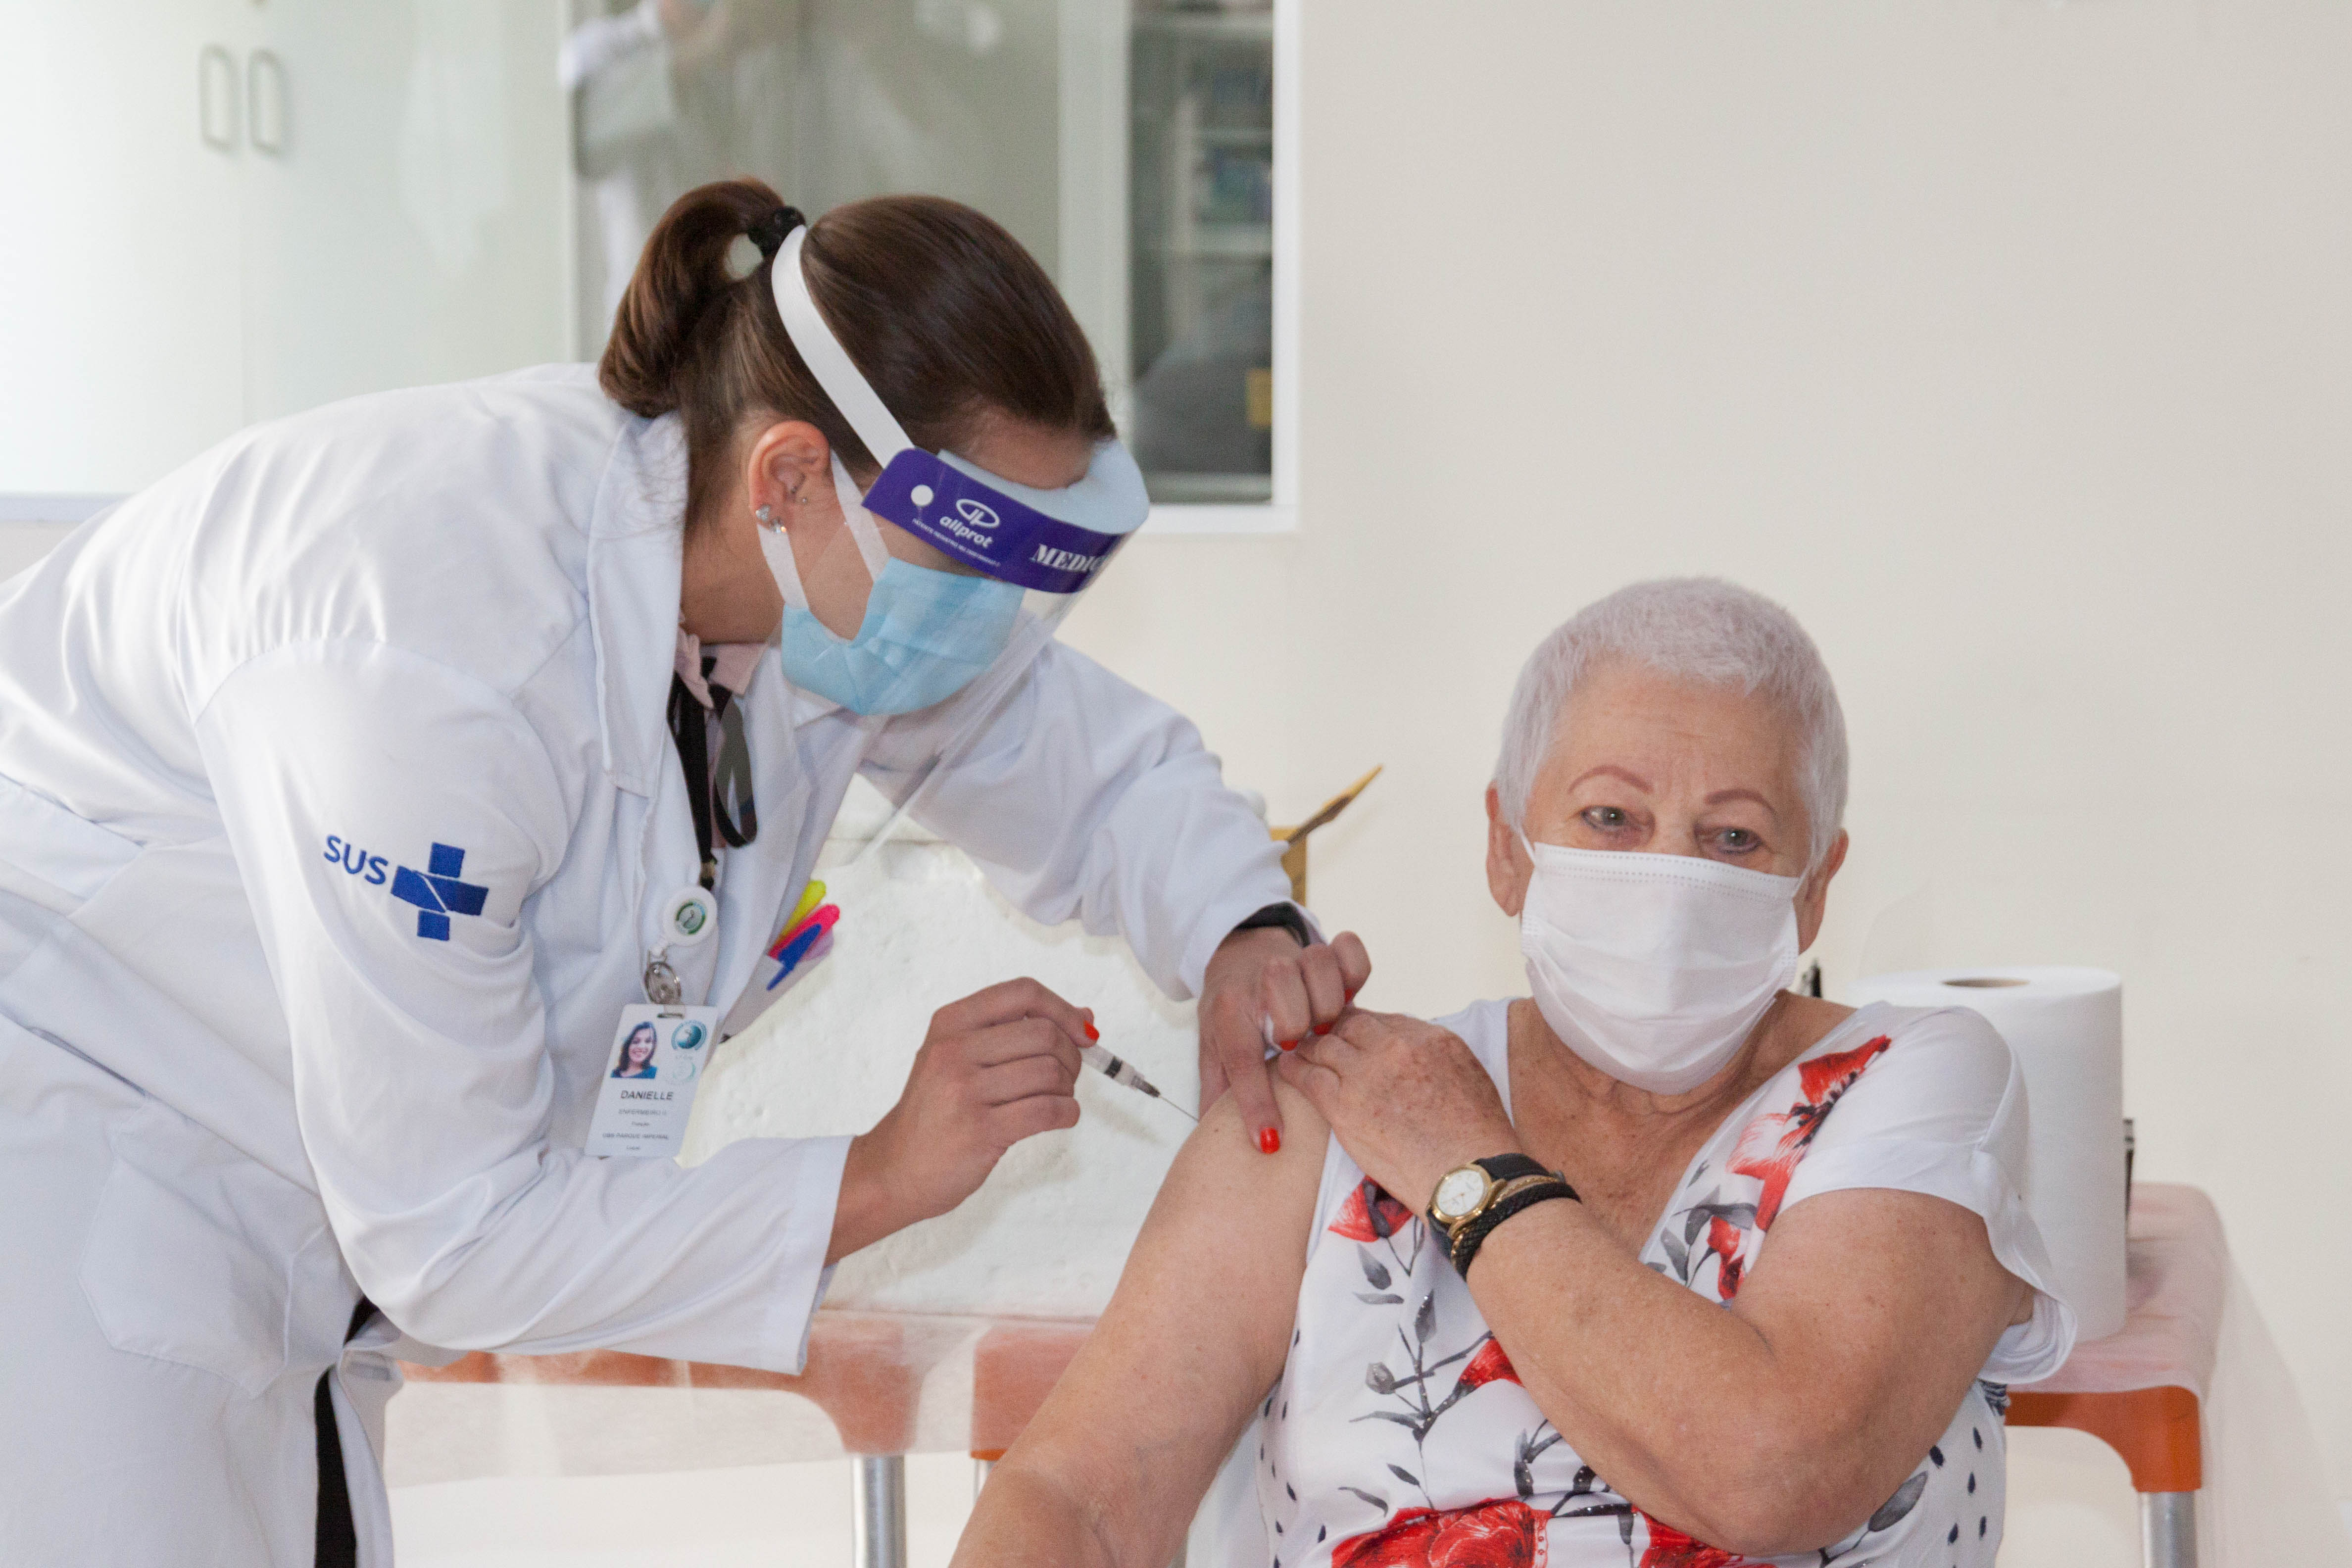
(827, 976, 1097, 1264)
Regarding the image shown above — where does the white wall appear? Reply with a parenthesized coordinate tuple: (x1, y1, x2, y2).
(1059, 0, 2352, 1491)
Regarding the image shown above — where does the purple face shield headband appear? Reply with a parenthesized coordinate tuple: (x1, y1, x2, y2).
(769, 222, 1149, 593)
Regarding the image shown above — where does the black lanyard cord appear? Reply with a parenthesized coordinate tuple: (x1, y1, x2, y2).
(666, 667, 758, 890)
(665, 674, 718, 888)
(709, 693, 758, 851)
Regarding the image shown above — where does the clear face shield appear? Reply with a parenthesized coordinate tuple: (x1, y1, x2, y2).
(758, 221, 1149, 859)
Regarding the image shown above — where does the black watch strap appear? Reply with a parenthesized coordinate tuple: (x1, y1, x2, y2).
(1449, 1178, 1579, 1277)
(1231, 901, 1313, 948)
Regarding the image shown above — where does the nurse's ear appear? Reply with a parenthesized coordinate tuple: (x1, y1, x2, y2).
(742, 419, 840, 529)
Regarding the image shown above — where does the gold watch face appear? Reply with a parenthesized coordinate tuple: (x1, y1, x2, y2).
(1432, 1166, 1491, 1225)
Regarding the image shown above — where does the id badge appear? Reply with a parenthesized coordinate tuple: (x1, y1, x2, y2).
(587, 1003, 722, 1158)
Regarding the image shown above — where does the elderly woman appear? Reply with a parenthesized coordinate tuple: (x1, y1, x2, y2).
(953, 579, 2075, 1568)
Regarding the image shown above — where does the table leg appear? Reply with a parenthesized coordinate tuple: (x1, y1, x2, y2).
(854, 1454, 907, 1568)
(2140, 1490, 2197, 1568)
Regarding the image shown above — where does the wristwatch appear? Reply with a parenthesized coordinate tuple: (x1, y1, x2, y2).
(1428, 1155, 1578, 1276)
(1231, 902, 1314, 948)
(1428, 1154, 1554, 1237)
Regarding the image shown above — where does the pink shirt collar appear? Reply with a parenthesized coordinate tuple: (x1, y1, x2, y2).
(674, 629, 765, 709)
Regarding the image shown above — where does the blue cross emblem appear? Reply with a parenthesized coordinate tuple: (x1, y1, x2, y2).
(390, 843, 489, 941)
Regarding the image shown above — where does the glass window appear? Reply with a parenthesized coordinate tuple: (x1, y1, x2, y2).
(1127, 2, 1274, 505)
(564, 0, 1289, 524)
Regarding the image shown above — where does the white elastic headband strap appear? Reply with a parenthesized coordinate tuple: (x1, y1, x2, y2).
(772, 225, 914, 468)
(756, 518, 811, 612)
(830, 453, 892, 581)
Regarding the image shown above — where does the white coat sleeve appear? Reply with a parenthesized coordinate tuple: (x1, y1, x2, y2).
(195, 641, 843, 1370)
(861, 641, 1297, 999)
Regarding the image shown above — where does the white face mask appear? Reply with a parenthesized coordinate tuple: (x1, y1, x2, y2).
(1518, 838, 1803, 1095)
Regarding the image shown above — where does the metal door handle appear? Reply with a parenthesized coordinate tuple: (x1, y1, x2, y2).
(198, 45, 239, 151)
(247, 49, 288, 156)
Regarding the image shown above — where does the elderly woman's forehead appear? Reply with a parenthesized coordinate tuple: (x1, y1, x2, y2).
(1544, 668, 1808, 776)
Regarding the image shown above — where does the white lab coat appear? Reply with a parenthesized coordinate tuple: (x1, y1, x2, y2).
(0, 365, 1290, 1565)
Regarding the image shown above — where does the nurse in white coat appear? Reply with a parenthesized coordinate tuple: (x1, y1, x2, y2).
(0, 181, 1368, 1566)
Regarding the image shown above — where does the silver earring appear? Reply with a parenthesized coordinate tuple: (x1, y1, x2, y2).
(754, 505, 778, 527)
(792, 485, 811, 505)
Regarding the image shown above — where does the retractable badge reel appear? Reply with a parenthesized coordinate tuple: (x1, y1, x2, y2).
(589, 885, 723, 1159)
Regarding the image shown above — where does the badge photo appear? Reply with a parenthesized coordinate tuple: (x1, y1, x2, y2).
(586, 1002, 722, 1158)
(610, 1019, 661, 1080)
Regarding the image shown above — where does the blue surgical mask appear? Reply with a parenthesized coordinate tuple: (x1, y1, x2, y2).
(776, 556, 1022, 716)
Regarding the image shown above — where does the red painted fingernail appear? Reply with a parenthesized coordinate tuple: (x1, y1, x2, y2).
(1083, 1021, 1099, 1041)
(1278, 1038, 1298, 1052)
(1258, 1127, 1281, 1155)
(1314, 1023, 1331, 1035)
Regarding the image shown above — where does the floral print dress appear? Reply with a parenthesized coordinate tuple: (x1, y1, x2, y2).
(1244, 999, 2076, 1568)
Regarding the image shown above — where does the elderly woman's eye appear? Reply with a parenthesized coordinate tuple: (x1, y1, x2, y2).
(1716, 828, 1758, 852)
(1583, 807, 1629, 831)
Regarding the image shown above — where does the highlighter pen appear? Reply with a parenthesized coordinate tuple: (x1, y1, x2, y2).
(762, 930, 833, 1002)
(1079, 1042, 1196, 1122)
(769, 902, 839, 960)
(766, 920, 829, 988)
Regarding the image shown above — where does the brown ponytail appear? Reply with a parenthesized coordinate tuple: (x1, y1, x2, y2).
(598, 178, 1115, 532)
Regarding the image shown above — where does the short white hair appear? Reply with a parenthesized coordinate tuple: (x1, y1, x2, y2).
(1492, 578, 1849, 868)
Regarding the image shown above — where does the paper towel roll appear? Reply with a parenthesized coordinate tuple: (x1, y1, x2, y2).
(1846, 966, 2127, 1342)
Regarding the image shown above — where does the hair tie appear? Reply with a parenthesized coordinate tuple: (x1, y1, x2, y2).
(746, 206, 806, 260)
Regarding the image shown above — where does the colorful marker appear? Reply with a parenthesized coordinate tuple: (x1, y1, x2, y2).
(768, 902, 838, 961)
(764, 930, 833, 999)
(767, 918, 836, 988)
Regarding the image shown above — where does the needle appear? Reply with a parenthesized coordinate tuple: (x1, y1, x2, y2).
(1079, 1042, 1197, 1122)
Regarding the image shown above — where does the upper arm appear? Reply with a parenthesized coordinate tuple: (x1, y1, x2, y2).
(1729, 1186, 2022, 1478)
(985, 1079, 1330, 1563)
(1721, 1016, 2048, 1524)
(195, 642, 571, 1272)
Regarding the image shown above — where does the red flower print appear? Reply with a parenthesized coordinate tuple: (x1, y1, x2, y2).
(1703, 1216, 1750, 1300)
(1726, 1035, 1890, 1228)
(1636, 1515, 1758, 1568)
(1454, 1336, 1521, 1395)
(1332, 1499, 1549, 1568)
(1794, 1036, 1891, 1108)
(1330, 1177, 1417, 1242)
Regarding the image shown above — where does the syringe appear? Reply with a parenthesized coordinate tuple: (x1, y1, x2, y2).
(1079, 1042, 1196, 1122)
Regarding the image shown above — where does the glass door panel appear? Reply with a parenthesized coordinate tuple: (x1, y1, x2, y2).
(566, 0, 1063, 357)
(565, 0, 1282, 515)
(1128, 1, 1272, 503)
